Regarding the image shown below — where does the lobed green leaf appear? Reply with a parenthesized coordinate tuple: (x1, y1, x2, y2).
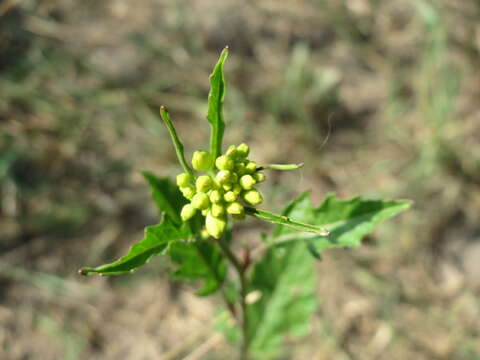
(246, 242, 316, 358)
(207, 47, 229, 161)
(79, 219, 192, 276)
(168, 239, 227, 296)
(272, 192, 412, 253)
(142, 171, 186, 225)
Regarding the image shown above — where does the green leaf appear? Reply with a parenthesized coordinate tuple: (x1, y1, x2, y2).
(245, 207, 329, 235)
(259, 163, 304, 171)
(207, 47, 229, 161)
(168, 240, 227, 296)
(273, 192, 412, 253)
(159, 106, 194, 177)
(246, 241, 316, 358)
(79, 219, 192, 276)
(142, 171, 186, 225)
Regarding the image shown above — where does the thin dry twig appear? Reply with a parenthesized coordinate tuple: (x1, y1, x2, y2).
(181, 333, 223, 360)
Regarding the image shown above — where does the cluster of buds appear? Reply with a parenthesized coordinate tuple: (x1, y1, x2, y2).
(176, 143, 265, 239)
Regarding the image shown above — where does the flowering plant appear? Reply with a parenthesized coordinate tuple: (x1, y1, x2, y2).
(81, 48, 410, 359)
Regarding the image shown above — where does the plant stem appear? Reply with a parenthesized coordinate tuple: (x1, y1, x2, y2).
(217, 237, 249, 360)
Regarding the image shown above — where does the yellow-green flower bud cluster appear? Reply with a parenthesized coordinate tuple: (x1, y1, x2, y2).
(177, 143, 265, 239)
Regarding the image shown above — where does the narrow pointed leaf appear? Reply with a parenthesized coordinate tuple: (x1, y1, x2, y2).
(79, 219, 192, 276)
(168, 240, 227, 296)
(245, 207, 329, 235)
(259, 163, 304, 171)
(159, 106, 194, 177)
(207, 47, 229, 160)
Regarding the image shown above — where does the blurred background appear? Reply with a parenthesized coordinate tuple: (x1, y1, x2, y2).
(1, 0, 480, 359)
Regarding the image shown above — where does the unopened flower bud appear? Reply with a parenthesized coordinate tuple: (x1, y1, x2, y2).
(233, 184, 242, 195)
(253, 172, 266, 183)
(201, 228, 210, 239)
(176, 173, 192, 187)
(226, 145, 237, 158)
(201, 209, 208, 216)
(215, 155, 234, 171)
(223, 183, 233, 191)
(234, 162, 247, 176)
(180, 204, 196, 221)
(180, 185, 195, 200)
(224, 191, 237, 203)
(205, 213, 227, 239)
(230, 172, 238, 183)
(192, 192, 210, 210)
(245, 161, 257, 173)
(239, 174, 256, 190)
(192, 151, 212, 172)
(227, 202, 244, 215)
(243, 189, 263, 205)
(232, 213, 246, 220)
(196, 175, 213, 192)
(209, 190, 223, 203)
(211, 203, 225, 218)
(216, 170, 231, 184)
(236, 143, 249, 158)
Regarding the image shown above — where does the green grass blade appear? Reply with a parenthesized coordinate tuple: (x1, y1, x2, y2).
(245, 207, 330, 235)
(159, 106, 194, 177)
(207, 47, 229, 161)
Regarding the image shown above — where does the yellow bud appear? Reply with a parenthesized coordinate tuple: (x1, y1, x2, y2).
(211, 203, 225, 217)
(227, 202, 244, 215)
(201, 209, 208, 216)
(209, 190, 223, 204)
(225, 145, 237, 158)
(223, 183, 233, 191)
(205, 212, 227, 239)
(234, 162, 246, 176)
(215, 155, 234, 171)
(253, 172, 266, 183)
(176, 173, 192, 187)
(201, 228, 210, 239)
(180, 185, 195, 200)
(239, 174, 256, 190)
(216, 170, 231, 184)
(192, 151, 212, 172)
(233, 184, 242, 195)
(180, 204, 196, 221)
(245, 161, 257, 173)
(192, 192, 210, 210)
(196, 175, 213, 192)
(224, 191, 237, 203)
(243, 189, 263, 205)
(236, 143, 250, 158)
